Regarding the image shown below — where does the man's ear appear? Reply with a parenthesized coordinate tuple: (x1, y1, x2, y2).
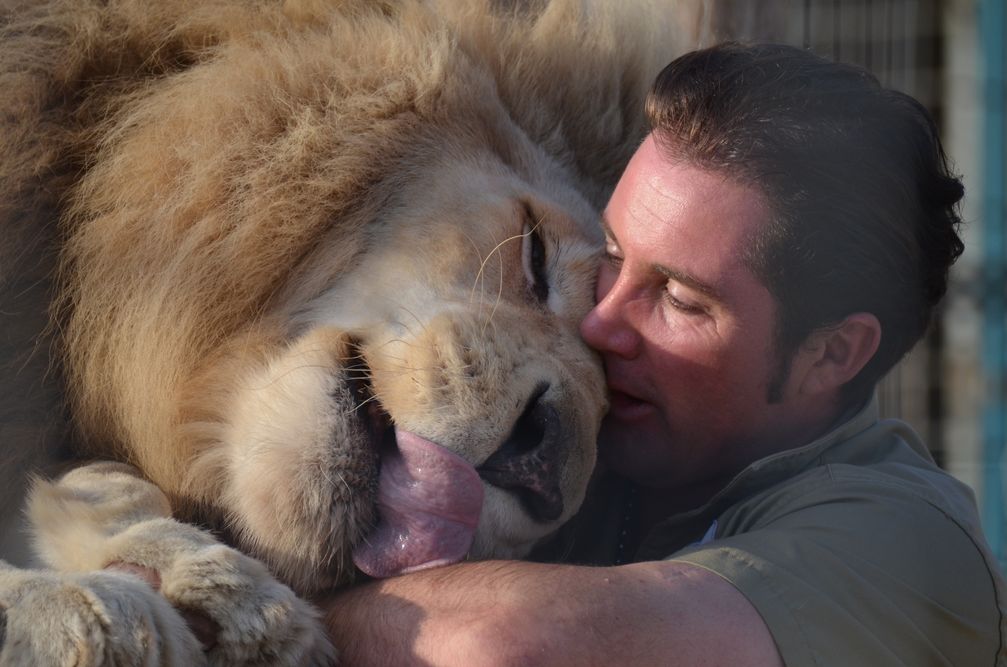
(789, 313, 882, 397)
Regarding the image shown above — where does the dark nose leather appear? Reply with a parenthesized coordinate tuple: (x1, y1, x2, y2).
(477, 383, 564, 522)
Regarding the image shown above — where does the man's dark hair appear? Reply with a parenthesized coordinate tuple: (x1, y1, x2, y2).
(645, 42, 965, 406)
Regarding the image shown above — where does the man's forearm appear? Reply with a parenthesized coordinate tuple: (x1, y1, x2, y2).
(323, 558, 783, 667)
(324, 560, 651, 666)
(324, 560, 572, 666)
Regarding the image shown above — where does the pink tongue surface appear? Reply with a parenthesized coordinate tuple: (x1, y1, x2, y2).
(352, 429, 484, 578)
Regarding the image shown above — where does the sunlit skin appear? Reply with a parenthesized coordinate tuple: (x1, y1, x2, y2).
(579, 134, 836, 515)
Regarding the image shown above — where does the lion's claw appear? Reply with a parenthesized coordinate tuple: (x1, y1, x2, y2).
(0, 605, 7, 654)
(162, 545, 335, 666)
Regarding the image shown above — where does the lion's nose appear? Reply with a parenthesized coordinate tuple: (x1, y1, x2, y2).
(476, 383, 564, 522)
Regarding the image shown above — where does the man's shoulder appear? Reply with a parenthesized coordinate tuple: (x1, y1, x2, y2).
(750, 446, 974, 518)
(673, 459, 1007, 666)
(719, 430, 990, 564)
(738, 415, 983, 537)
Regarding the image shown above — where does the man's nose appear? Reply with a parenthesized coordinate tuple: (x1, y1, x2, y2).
(579, 265, 641, 359)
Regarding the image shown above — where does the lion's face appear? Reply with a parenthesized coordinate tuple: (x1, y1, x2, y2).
(217, 143, 606, 590)
(38, 0, 678, 596)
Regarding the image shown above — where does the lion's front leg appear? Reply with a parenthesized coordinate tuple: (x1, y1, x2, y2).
(8, 461, 335, 666)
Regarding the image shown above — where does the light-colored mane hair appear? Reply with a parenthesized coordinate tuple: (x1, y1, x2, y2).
(0, 0, 696, 556)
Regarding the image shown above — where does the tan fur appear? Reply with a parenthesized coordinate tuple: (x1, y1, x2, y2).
(0, 561, 205, 665)
(1, 0, 696, 661)
(22, 463, 333, 665)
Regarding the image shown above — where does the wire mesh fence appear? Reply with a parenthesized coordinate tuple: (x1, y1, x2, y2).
(701, 0, 1005, 566)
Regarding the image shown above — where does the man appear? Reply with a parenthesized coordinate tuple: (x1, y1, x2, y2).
(325, 43, 1007, 665)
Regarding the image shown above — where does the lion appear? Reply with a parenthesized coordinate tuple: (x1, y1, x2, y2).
(0, 0, 696, 663)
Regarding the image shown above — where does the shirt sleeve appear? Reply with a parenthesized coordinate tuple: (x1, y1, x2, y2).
(666, 470, 1002, 667)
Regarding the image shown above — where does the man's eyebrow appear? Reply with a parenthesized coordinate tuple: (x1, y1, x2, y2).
(602, 214, 721, 300)
(654, 265, 722, 301)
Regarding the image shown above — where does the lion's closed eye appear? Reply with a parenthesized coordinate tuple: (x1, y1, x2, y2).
(522, 208, 550, 304)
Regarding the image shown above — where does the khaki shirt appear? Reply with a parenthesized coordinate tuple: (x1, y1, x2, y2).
(544, 399, 1007, 665)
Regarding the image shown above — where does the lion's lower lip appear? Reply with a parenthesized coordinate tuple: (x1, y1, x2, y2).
(346, 341, 395, 451)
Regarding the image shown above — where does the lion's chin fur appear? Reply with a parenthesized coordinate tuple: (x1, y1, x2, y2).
(1, 0, 696, 592)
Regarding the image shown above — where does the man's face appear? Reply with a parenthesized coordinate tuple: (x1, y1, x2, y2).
(580, 135, 798, 492)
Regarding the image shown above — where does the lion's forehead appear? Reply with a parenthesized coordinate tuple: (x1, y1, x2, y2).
(282, 159, 604, 335)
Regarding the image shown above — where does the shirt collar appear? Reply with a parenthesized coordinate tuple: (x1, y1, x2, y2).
(654, 395, 879, 528)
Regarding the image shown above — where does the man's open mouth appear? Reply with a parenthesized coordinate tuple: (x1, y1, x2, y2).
(606, 386, 655, 421)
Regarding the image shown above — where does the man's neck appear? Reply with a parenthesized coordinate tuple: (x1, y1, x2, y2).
(629, 396, 868, 544)
(629, 471, 733, 542)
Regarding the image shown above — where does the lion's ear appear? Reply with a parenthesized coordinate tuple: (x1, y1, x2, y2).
(441, 0, 703, 209)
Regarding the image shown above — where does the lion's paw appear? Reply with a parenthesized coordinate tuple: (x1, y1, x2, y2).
(27, 463, 335, 666)
(160, 545, 335, 667)
(0, 563, 204, 666)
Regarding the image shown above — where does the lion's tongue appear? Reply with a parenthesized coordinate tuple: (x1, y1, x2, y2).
(352, 429, 484, 579)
